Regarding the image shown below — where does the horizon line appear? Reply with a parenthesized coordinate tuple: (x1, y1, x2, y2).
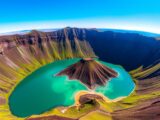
(0, 27, 160, 36)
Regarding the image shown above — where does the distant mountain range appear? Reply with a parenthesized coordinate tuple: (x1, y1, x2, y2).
(0, 28, 160, 37)
(0, 29, 58, 36)
(99, 29, 160, 37)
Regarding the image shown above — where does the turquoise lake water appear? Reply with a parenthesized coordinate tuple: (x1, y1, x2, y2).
(9, 58, 135, 117)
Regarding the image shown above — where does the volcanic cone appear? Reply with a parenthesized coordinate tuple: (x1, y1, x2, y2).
(56, 58, 118, 89)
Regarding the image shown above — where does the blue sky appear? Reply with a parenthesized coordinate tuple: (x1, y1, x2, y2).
(0, 0, 160, 33)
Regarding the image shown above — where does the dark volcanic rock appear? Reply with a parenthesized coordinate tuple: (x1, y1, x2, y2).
(56, 58, 118, 89)
(79, 93, 104, 105)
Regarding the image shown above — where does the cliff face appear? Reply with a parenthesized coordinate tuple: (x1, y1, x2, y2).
(0, 28, 95, 59)
(83, 29, 160, 71)
(1, 27, 159, 71)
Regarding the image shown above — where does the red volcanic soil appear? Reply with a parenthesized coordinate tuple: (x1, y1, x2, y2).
(56, 58, 118, 89)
